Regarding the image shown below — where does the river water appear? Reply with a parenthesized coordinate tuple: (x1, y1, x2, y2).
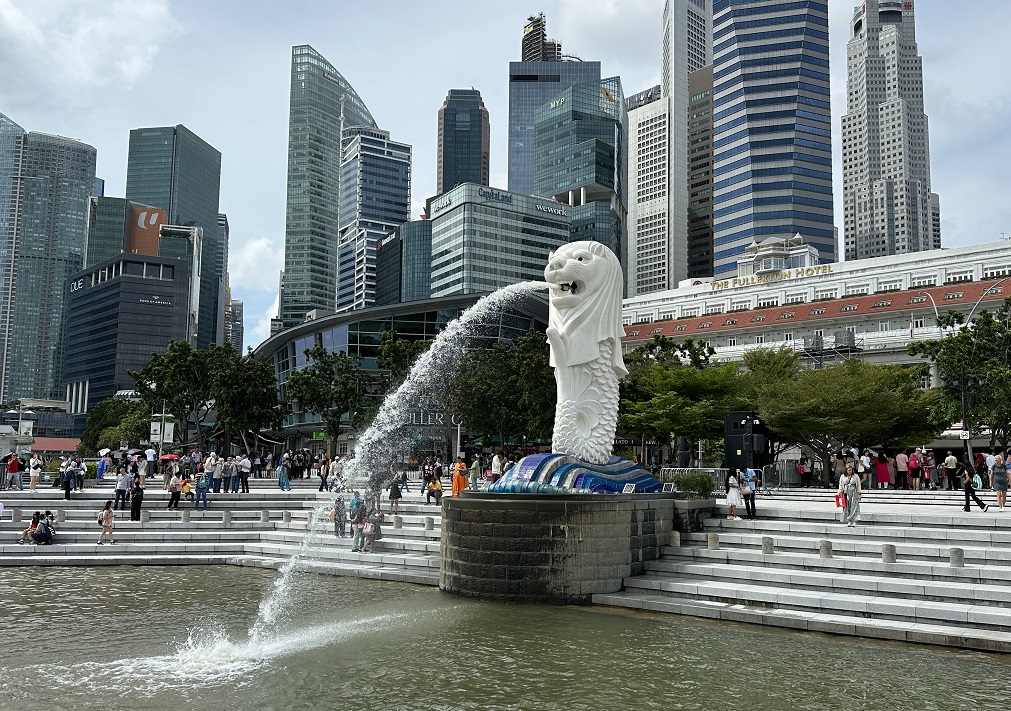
(1, 566, 1007, 711)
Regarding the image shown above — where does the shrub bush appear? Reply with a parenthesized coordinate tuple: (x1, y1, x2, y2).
(671, 472, 715, 499)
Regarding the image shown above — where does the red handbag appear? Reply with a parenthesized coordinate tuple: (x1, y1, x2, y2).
(834, 493, 846, 508)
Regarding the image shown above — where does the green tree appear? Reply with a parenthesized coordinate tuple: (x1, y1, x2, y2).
(512, 330, 555, 442)
(284, 345, 373, 441)
(215, 350, 284, 453)
(96, 402, 153, 451)
(754, 358, 941, 483)
(377, 330, 431, 393)
(130, 341, 231, 452)
(908, 299, 1011, 452)
(78, 398, 131, 456)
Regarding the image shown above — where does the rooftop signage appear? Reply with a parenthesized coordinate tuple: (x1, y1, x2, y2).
(710, 264, 833, 291)
(432, 194, 453, 214)
(536, 204, 568, 216)
(477, 188, 514, 205)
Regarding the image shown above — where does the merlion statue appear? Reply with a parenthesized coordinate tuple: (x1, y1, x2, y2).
(544, 241, 627, 464)
(488, 241, 662, 494)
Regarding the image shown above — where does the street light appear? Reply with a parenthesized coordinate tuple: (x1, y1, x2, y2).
(966, 276, 1011, 323)
(916, 290, 941, 337)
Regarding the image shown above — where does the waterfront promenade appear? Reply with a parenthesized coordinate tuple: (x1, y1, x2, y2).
(2, 480, 1009, 653)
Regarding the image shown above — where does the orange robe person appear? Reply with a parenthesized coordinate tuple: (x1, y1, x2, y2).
(451, 458, 468, 497)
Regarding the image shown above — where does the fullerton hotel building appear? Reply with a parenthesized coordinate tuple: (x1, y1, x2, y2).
(621, 236, 1011, 382)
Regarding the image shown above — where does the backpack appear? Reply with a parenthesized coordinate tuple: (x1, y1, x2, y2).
(197, 474, 208, 490)
(97, 512, 104, 525)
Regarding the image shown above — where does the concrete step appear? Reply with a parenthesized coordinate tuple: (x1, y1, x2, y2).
(644, 558, 1011, 606)
(703, 517, 1011, 545)
(592, 590, 1011, 653)
(707, 506, 1011, 530)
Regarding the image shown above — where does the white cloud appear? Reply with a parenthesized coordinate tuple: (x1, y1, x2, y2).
(228, 235, 284, 293)
(0, 0, 180, 111)
(249, 290, 279, 345)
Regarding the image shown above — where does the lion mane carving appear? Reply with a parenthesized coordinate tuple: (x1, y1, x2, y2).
(544, 241, 627, 465)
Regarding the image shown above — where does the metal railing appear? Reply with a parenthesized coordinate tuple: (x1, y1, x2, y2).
(658, 467, 730, 494)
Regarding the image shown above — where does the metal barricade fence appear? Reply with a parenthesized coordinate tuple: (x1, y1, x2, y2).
(658, 467, 731, 495)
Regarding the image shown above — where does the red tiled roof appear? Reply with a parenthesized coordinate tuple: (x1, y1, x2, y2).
(31, 437, 80, 453)
(623, 281, 1005, 342)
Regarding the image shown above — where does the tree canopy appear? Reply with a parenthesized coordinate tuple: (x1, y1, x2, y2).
(283, 345, 372, 441)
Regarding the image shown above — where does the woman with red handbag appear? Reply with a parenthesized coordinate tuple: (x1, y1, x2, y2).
(837, 465, 861, 527)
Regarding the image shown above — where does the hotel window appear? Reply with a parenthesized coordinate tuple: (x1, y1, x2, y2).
(727, 337, 737, 347)
(814, 329, 824, 337)
(913, 317, 925, 329)
(628, 331, 639, 337)
(910, 276, 936, 287)
(943, 292, 963, 300)
(755, 334, 766, 344)
(651, 328, 663, 335)
(674, 325, 686, 331)
(845, 285, 869, 296)
(682, 308, 700, 318)
(783, 333, 794, 341)
(908, 296, 926, 304)
(873, 300, 892, 308)
(723, 318, 738, 326)
(846, 325, 857, 334)
(879, 322, 890, 332)
(841, 304, 859, 312)
(778, 312, 795, 320)
(815, 289, 838, 300)
(698, 322, 711, 329)
(757, 298, 779, 308)
(705, 304, 724, 315)
(785, 294, 805, 304)
(751, 315, 766, 323)
(810, 308, 826, 316)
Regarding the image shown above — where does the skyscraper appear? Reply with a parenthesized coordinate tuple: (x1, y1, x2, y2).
(0, 129, 97, 402)
(280, 44, 377, 328)
(534, 77, 627, 261)
(84, 197, 166, 268)
(226, 299, 244, 352)
(125, 124, 222, 347)
(687, 66, 715, 278)
(842, 0, 938, 260)
(336, 127, 411, 312)
(507, 13, 600, 196)
(711, 0, 835, 276)
(437, 89, 490, 195)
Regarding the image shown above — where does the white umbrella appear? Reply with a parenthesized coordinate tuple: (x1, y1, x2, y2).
(98, 448, 111, 456)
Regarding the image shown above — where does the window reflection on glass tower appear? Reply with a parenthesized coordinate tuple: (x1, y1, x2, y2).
(0, 123, 97, 401)
(508, 13, 600, 196)
(437, 89, 490, 195)
(125, 124, 222, 347)
(281, 44, 377, 328)
(533, 77, 628, 264)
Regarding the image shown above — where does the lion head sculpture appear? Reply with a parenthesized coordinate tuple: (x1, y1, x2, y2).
(544, 241, 627, 376)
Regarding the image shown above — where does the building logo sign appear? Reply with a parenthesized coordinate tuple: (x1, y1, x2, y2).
(710, 265, 833, 291)
(139, 295, 172, 306)
(478, 188, 514, 205)
(536, 204, 568, 216)
(550, 97, 566, 109)
(432, 195, 453, 214)
(377, 234, 397, 250)
(70, 278, 85, 293)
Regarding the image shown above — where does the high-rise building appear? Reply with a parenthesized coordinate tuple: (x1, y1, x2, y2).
(711, 0, 835, 276)
(429, 183, 571, 298)
(842, 0, 938, 260)
(0, 129, 96, 402)
(64, 252, 193, 415)
(375, 220, 433, 306)
(84, 197, 166, 268)
(507, 13, 600, 196)
(125, 124, 222, 347)
(533, 77, 627, 262)
(626, 85, 670, 296)
(280, 44, 377, 328)
(625, 1, 711, 296)
(336, 127, 411, 312)
(437, 89, 490, 195)
(226, 299, 244, 352)
(687, 66, 714, 278)
(930, 192, 941, 248)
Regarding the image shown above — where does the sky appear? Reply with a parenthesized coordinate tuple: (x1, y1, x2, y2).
(2, 0, 1011, 352)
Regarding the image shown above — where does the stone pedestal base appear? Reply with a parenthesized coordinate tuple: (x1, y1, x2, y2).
(440, 493, 676, 605)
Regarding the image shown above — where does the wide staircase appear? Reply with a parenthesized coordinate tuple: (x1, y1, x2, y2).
(594, 487, 1011, 653)
(0, 476, 443, 586)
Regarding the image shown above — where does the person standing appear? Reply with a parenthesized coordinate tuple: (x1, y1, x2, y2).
(114, 468, 130, 510)
(205, 452, 220, 494)
(421, 456, 433, 495)
(194, 469, 209, 511)
(451, 457, 468, 497)
(238, 453, 252, 494)
(740, 466, 758, 520)
(6, 452, 21, 491)
(469, 454, 481, 491)
(992, 454, 1008, 511)
(838, 465, 862, 527)
(908, 449, 922, 491)
(144, 444, 156, 478)
(725, 471, 743, 520)
(491, 450, 505, 484)
(166, 470, 182, 510)
(944, 451, 959, 491)
(798, 455, 812, 488)
(129, 474, 144, 521)
(874, 452, 891, 489)
(277, 460, 291, 491)
(961, 458, 990, 512)
(388, 477, 402, 514)
(97, 500, 115, 544)
(60, 461, 74, 500)
(894, 449, 909, 490)
(29, 453, 43, 493)
(331, 496, 347, 537)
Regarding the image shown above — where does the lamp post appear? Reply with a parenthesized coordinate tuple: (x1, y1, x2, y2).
(916, 290, 941, 337)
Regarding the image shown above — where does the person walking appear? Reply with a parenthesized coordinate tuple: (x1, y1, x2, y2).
(838, 465, 862, 527)
(194, 469, 209, 511)
(992, 454, 1008, 511)
(129, 474, 144, 521)
(961, 459, 990, 512)
(740, 466, 758, 520)
(97, 500, 115, 544)
(28, 453, 42, 493)
(166, 470, 182, 510)
(725, 471, 743, 520)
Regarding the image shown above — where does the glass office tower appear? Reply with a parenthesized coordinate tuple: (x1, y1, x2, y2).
(0, 131, 97, 401)
(533, 77, 628, 261)
(437, 89, 490, 195)
(375, 219, 433, 306)
(125, 124, 222, 347)
(281, 44, 377, 328)
(710, 0, 835, 276)
(336, 127, 411, 312)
